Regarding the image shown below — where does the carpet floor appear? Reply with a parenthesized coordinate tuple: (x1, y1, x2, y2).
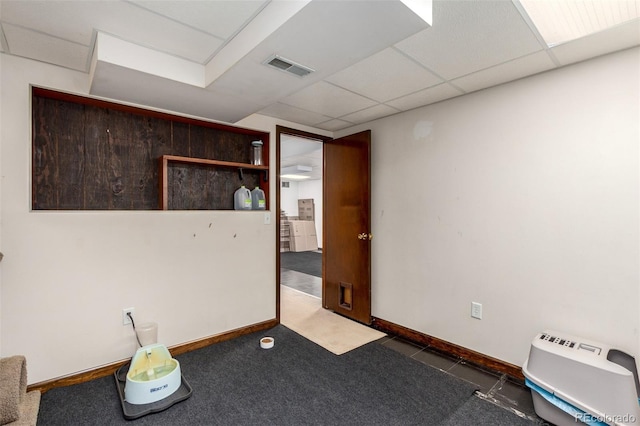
(280, 251, 322, 277)
(38, 325, 482, 425)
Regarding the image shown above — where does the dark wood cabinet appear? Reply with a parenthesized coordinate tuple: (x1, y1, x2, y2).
(32, 88, 269, 210)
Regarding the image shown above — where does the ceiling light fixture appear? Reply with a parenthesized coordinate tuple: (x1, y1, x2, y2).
(400, 0, 433, 25)
(519, 0, 640, 47)
(281, 174, 311, 181)
(281, 165, 313, 181)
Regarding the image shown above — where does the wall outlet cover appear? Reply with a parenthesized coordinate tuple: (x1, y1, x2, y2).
(471, 302, 482, 320)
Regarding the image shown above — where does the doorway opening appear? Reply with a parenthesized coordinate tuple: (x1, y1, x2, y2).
(275, 126, 332, 321)
(276, 126, 379, 352)
(279, 134, 323, 297)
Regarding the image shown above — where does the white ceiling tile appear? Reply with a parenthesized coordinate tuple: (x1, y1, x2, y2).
(551, 18, 640, 66)
(520, 0, 640, 46)
(281, 81, 377, 118)
(1, 1, 223, 63)
(386, 83, 463, 111)
(395, 0, 544, 79)
(131, 1, 267, 40)
(314, 119, 355, 132)
(250, 0, 430, 77)
(340, 104, 400, 125)
(451, 51, 557, 93)
(3, 23, 89, 71)
(207, 0, 430, 117)
(2, 0, 636, 128)
(281, 136, 323, 158)
(93, 2, 223, 63)
(207, 58, 313, 106)
(1, 1, 95, 45)
(259, 103, 332, 128)
(91, 61, 262, 123)
(326, 47, 442, 102)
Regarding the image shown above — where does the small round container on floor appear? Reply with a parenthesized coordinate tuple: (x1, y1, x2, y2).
(260, 337, 274, 349)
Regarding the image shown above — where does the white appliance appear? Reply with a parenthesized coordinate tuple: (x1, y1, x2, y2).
(523, 330, 640, 426)
(124, 343, 182, 405)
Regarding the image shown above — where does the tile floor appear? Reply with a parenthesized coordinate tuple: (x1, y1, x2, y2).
(281, 268, 322, 298)
(281, 264, 549, 425)
(378, 335, 547, 424)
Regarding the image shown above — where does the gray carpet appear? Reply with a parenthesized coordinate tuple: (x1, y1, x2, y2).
(37, 325, 531, 425)
(280, 251, 321, 277)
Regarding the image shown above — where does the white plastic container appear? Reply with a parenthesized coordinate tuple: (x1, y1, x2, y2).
(137, 322, 158, 346)
(234, 185, 252, 210)
(251, 187, 266, 210)
(523, 330, 640, 426)
(125, 343, 181, 405)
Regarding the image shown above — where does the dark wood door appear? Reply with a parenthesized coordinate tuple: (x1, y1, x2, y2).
(322, 130, 372, 324)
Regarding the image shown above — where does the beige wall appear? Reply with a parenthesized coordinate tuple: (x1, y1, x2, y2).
(0, 54, 278, 383)
(337, 47, 640, 366)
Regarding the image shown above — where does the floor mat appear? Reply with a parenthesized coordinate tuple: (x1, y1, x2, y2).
(280, 285, 385, 355)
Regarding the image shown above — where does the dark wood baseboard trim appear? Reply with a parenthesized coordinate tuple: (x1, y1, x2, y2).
(371, 317, 525, 382)
(28, 318, 279, 394)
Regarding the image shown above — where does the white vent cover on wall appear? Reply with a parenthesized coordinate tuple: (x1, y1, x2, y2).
(264, 55, 314, 77)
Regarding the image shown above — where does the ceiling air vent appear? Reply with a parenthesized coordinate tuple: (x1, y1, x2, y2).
(264, 55, 314, 77)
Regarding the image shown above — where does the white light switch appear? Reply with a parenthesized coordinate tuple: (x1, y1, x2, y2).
(264, 212, 271, 225)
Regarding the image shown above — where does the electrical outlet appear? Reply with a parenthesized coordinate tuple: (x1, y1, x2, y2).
(122, 307, 135, 325)
(471, 302, 482, 320)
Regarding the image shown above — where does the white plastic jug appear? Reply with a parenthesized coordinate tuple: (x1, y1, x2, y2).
(234, 186, 252, 210)
(251, 187, 266, 210)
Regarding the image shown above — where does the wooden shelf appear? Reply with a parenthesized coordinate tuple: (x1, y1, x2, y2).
(159, 155, 269, 210)
(160, 155, 269, 171)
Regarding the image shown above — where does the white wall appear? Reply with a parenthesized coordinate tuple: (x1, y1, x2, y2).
(337, 47, 640, 366)
(3, 46, 637, 383)
(280, 180, 300, 218)
(280, 179, 323, 247)
(0, 54, 277, 384)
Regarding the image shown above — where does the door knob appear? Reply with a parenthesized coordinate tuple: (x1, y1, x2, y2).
(357, 233, 367, 240)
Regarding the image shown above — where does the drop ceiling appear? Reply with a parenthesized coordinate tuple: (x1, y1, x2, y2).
(1, 0, 639, 132)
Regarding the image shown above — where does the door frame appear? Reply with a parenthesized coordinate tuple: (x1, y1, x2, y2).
(275, 125, 332, 321)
